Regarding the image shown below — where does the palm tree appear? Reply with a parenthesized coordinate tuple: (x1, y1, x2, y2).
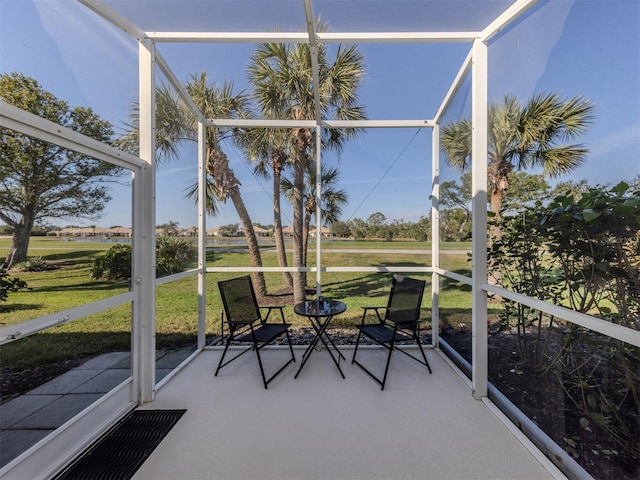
(440, 92, 593, 287)
(248, 30, 366, 302)
(441, 92, 594, 241)
(238, 127, 294, 289)
(119, 73, 269, 295)
(282, 161, 348, 268)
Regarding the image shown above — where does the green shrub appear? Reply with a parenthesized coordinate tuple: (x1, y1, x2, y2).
(91, 244, 132, 280)
(0, 269, 28, 310)
(156, 236, 195, 277)
(12, 256, 48, 272)
(489, 182, 640, 471)
(91, 238, 194, 281)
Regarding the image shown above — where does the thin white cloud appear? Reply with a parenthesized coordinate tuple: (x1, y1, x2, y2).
(342, 174, 430, 186)
(156, 165, 197, 177)
(588, 123, 640, 158)
(33, 0, 138, 116)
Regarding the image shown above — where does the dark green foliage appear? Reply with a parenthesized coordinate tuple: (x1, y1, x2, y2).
(0, 269, 28, 310)
(0, 72, 122, 267)
(489, 182, 640, 473)
(539, 181, 640, 319)
(330, 220, 351, 238)
(91, 238, 195, 280)
(91, 244, 132, 280)
(156, 236, 195, 277)
(11, 256, 48, 272)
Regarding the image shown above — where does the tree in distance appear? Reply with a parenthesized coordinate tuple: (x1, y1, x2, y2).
(0, 72, 121, 268)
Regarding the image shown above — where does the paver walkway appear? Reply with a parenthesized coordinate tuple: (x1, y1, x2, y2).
(0, 349, 192, 467)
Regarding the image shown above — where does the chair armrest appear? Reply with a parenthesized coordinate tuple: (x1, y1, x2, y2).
(360, 306, 386, 324)
(259, 305, 286, 323)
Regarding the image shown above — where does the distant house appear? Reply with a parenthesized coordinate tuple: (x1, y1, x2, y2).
(253, 226, 270, 236)
(237, 226, 271, 237)
(310, 226, 332, 238)
(179, 226, 198, 237)
(54, 227, 84, 238)
(53, 226, 133, 238)
(206, 227, 221, 237)
(55, 227, 108, 238)
(105, 227, 132, 237)
(282, 226, 294, 237)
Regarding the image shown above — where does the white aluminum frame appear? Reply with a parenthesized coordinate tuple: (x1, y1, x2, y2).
(5, 0, 639, 477)
(0, 97, 143, 480)
(470, 38, 489, 399)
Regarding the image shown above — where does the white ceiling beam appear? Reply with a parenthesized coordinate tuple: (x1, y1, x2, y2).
(78, 0, 146, 41)
(0, 101, 144, 170)
(434, 49, 473, 124)
(205, 118, 435, 129)
(318, 32, 480, 43)
(155, 50, 206, 123)
(322, 120, 435, 129)
(146, 31, 310, 43)
(481, 0, 539, 42)
(146, 31, 480, 44)
(206, 119, 318, 128)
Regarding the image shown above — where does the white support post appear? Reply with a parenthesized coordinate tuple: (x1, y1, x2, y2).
(197, 122, 207, 349)
(315, 127, 322, 298)
(471, 39, 489, 399)
(431, 125, 440, 348)
(133, 38, 157, 404)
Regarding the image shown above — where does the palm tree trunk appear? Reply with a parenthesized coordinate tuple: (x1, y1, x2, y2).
(303, 212, 312, 269)
(272, 164, 292, 289)
(302, 194, 316, 271)
(229, 186, 267, 296)
(207, 147, 267, 296)
(489, 188, 504, 289)
(292, 133, 307, 303)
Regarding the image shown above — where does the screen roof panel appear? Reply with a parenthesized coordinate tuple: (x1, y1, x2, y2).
(314, 0, 515, 33)
(102, 0, 515, 34)
(103, 0, 307, 32)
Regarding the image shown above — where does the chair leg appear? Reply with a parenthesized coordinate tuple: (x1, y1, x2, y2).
(253, 340, 269, 389)
(285, 329, 296, 363)
(380, 341, 396, 391)
(415, 336, 432, 374)
(215, 336, 232, 377)
(351, 329, 363, 364)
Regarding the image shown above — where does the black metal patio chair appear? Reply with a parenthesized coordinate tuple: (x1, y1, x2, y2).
(215, 275, 295, 389)
(352, 274, 432, 390)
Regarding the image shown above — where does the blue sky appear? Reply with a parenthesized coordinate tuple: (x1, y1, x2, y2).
(1, 0, 638, 230)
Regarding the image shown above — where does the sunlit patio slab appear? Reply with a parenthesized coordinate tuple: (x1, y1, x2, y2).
(133, 347, 561, 480)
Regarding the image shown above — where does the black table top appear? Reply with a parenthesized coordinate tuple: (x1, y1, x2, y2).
(294, 299, 347, 317)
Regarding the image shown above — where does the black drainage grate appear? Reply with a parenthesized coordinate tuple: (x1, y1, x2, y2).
(54, 409, 186, 480)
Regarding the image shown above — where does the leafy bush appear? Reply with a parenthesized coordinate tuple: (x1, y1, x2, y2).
(91, 244, 132, 280)
(91, 238, 194, 280)
(0, 269, 28, 310)
(156, 236, 195, 277)
(12, 256, 48, 272)
(489, 181, 640, 474)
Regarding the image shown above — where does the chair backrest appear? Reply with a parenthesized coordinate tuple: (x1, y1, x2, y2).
(218, 276, 261, 330)
(385, 275, 425, 325)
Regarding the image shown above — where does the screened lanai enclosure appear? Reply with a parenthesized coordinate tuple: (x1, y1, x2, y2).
(0, 0, 639, 478)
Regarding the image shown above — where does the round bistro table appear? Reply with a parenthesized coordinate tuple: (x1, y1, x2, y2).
(293, 299, 347, 379)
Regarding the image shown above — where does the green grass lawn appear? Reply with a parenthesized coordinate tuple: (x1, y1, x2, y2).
(0, 237, 474, 372)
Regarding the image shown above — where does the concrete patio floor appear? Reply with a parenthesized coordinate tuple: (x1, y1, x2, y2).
(133, 346, 564, 480)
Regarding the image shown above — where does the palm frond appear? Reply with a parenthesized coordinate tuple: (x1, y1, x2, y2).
(440, 119, 472, 170)
(184, 177, 221, 216)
